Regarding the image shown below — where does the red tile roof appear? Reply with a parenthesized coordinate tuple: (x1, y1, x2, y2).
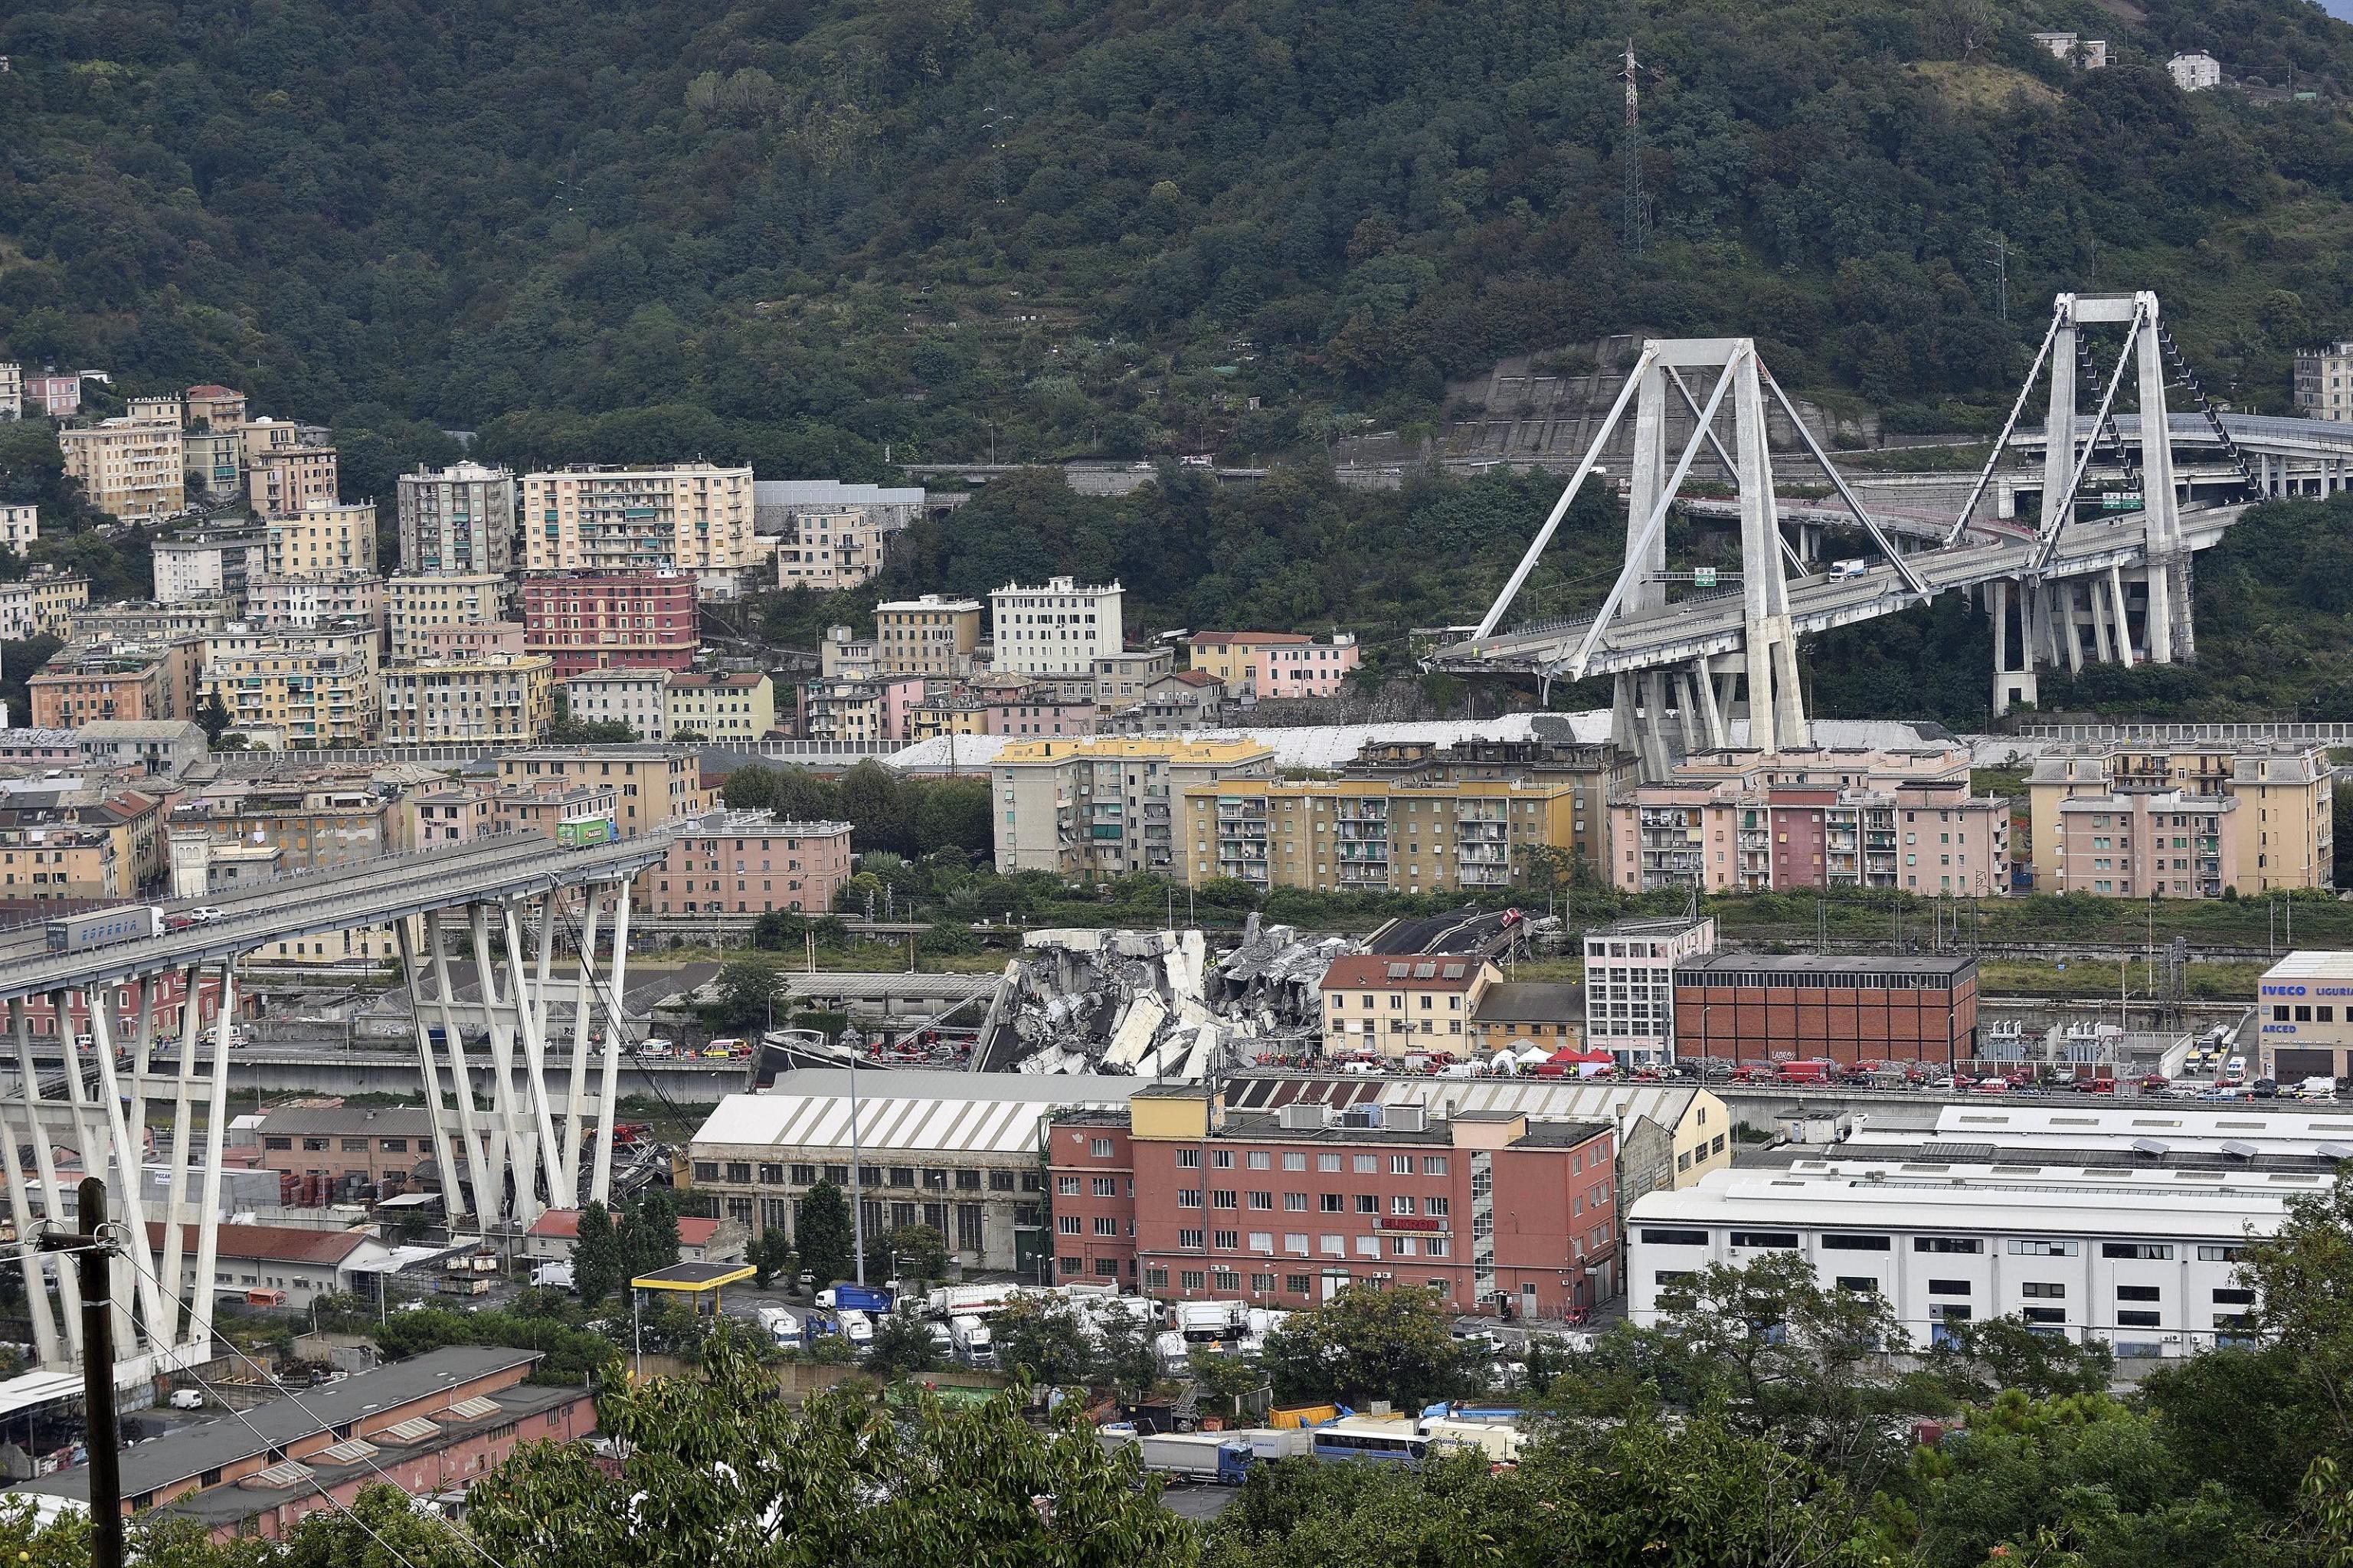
(1189, 631, 1309, 646)
(184, 385, 242, 398)
(145, 1222, 375, 1267)
(1170, 669, 1221, 687)
(1320, 954, 1488, 992)
(526, 1210, 581, 1240)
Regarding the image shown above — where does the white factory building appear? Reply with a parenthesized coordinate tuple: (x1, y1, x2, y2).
(1623, 1102, 2344, 1358)
(687, 1070, 1145, 1277)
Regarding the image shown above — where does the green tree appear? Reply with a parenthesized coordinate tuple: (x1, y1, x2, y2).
(1092, 1312, 1163, 1405)
(1260, 1285, 1471, 1412)
(571, 1199, 621, 1306)
(710, 956, 784, 1032)
(886, 1223, 949, 1286)
(993, 1296, 1095, 1386)
(867, 1307, 944, 1379)
(797, 1178, 856, 1287)
(1192, 1350, 1268, 1420)
(750, 1227, 795, 1291)
(1934, 1313, 2116, 1401)
(617, 1189, 683, 1281)
(196, 690, 232, 743)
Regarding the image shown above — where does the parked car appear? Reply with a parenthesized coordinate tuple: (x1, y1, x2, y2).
(2251, 1078, 2280, 1099)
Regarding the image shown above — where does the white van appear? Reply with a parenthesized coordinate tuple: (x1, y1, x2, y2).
(2299, 1075, 2339, 1101)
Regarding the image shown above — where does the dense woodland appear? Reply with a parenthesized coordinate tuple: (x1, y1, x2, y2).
(8, 2, 2353, 722)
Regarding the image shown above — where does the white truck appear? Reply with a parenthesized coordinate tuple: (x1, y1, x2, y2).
(1173, 1300, 1245, 1344)
(1098, 1427, 1309, 1485)
(951, 1314, 996, 1368)
(756, 1305, 802, 1348)
(928, 1283, 1020, 1320)
(836, 1308, 875, 1349)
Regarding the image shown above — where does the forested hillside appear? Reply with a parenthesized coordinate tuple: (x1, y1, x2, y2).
(6, 0, 2353, 473)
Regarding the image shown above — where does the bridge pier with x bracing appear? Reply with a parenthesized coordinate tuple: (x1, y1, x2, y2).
(0, 828, 675, 1390)
(1423, 290, 2257, 773)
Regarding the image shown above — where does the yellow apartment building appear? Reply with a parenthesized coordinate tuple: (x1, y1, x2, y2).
(874, 594, 982, 676)
(380, 653, 555, 745)
(60, 400, 184, 520)
(519, 464, 755, 597)
(993, 735, 1276, 879)
(199, 626, 381, 748)
(2027, 741, 2334, 894)
(493, 747, 712, 835)
(1180, 776, 1580, 894)
(249, 447, 340, 519)
(663, 671, 775, 741)
(263, 497, 373, 574)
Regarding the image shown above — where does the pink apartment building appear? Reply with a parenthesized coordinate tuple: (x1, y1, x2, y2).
(653, 808, 855, 915)
(2050, 790, 2239, 899)
(421, 619, 526, 659)
(1187, 630, 1360, 699)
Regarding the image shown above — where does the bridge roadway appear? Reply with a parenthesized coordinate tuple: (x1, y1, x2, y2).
(0, 828, 677, 1003)
(1428, 501, 2250, 679)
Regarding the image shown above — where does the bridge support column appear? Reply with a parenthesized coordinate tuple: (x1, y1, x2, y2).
(2108, 565, 2135, 666)
(1612, 673, 1671, 781)
(2085, 578, 2112, 666)
(1690, 656, 1728, 751)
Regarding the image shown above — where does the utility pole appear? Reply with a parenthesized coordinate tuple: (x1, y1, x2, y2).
(40, 1177, 123, 1568)
(1984, 233, 2011, 323)
(1620, 39, 1644, 257)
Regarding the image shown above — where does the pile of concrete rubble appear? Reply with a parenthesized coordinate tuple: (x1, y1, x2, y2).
(993, 918, 1347, 1079)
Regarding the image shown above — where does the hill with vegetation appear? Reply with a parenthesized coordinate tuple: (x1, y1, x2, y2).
(6, 0, 2353, 477)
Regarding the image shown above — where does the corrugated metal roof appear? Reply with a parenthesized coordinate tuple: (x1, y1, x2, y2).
(694, 1076, 1147, 1154)
(1223, 1074, 1703, 1135)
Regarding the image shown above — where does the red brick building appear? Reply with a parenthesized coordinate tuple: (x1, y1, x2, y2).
(1076, 1082, 1618, 1320)
(521, 571, 698, 676)
(652, 807, 855, 915)
(1672, 954, 1979, 1068)
(1044, 1111, 1137, 1285)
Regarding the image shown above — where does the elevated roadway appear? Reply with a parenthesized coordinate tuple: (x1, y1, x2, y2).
(0, 828, 676, 1003)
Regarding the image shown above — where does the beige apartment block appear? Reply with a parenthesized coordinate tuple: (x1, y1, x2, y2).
(182, 384, 247, 430)
(199, 627, 381, 748)
(2027, 741, 2333, 894)
(520, 464, 754, 597)
(265, 498, 378, 578)
(60, 401, 184, 520)
(0, 572, 91, 640)
(0, 503, 34, 555)
(252, 451, 348, 527)
(380, 653, 555, 745)
(385, 572, 509, 662)
(237, 416, 309, 463)
(397, 461, 516, 576)
(562, 667, 672, 740)
(2050, 791, 2240, 899)
(244, 572, 385, 635)
(493, 747, 712, 834)
(874, 594, 983, 675)
(664, 671, 774, 741)
(0, 362, 20, 420)
(1183, 776, 1580, 895)
(993, 735, 1275, 880)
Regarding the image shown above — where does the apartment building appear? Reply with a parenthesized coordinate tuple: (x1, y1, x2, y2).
(1345, 729, 1632, 875)
(664, 670, 774, 741)
(1121, 1085, 1618, 1318)
(1609, 748, 2008, 896)
(397, 461, 516, 575)
(59, 399, 184, 519)
(1585, 915, 1718, 1067)
(817, 624, 881, 679)
(2050, 791, 2240, 899)
(873, 594, 983, 675)
(519, 571, 699, 676)
(182, 384, 247, 430)
(380, 652, 555, 745)
(653, 808, 854, 915)
(181, 427, 244, 500)
(563, 667, 672, 740)
(198, 626, 381, 748)
(2027, 741, 2332, 894)
(28, 644, 175, 728)
(493, 746, 712, 834)
(1105, 669, 1229, 734)
(0, 503, 35, 555)
(992, 576, 1124, 676)
(244, 572, 384, 636)
(1319, 953, 1501, 1057)
(263, 497, 374, 578)
(248, 446, 340, 519)
(72, 599, 234, 643)
(1089, 647, 1175, 710)
(800, 674, 921, 744)
(77, 719, 208, 777)
(152, 530, 264, 604)
(1188, 630, 1360, 699)
(994, 735, 1276, 880)
(385, 572, 509, 662)
(172, 776, 400, 869)
(22, 370, 87, 419)
(521, 463, 755, 597)
(409, 777, 619, 847)
(1181, 776, 1577, 895)
(0, 571, 90, 640)
(419, 620, 523, 660)
(0, 813, 136, 901)
(2296, 344, 2353, 423)
(758, 480, 924, 591)
(0, 361, 17, 419)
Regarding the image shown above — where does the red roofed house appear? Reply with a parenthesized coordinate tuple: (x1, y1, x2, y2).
(1187, 630, 1359, 699)
(523, 1208, 748, 1265)
(1318, 953, 1501, 1059)
(146, 1220, 396, 1301)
